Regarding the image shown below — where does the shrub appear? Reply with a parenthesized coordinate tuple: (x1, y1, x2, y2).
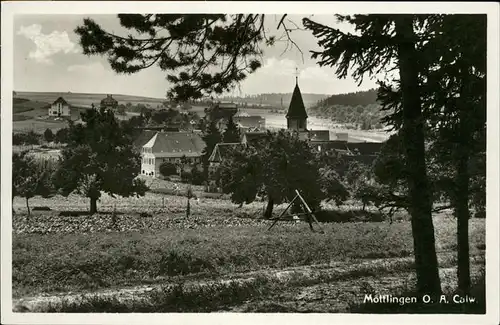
(43, 128, 54, 142)
(190, 165, 205, 185)
(180, 171, 192, 183)
(54, 128, 70, 144)
(160, 162, 178, 177)
(13, 131, 41, 145)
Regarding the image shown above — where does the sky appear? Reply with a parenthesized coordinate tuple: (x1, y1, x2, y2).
(14, 14, 382, 99)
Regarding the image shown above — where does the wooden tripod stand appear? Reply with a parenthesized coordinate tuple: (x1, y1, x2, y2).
(268, 189, 324, 233)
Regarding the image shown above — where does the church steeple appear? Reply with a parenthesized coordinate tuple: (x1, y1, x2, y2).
(286, 68, 308, 131)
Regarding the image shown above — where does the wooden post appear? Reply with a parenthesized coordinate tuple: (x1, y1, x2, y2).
(295, 189, 324, 233)
(162, 197, 165, 208)
(268, 195, 298, 231)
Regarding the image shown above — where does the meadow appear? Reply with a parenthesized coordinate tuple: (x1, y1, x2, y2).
(15, 91, 166, 108)
(12, 192, 486, 312)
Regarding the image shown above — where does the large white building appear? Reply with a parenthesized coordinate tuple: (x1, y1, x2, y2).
(140, 131, 206, 177)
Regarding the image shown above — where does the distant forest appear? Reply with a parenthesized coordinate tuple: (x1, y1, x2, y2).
(220, 93, 329, 109)
(309, 88, 390, 130)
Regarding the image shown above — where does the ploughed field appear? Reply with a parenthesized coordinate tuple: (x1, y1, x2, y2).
(12, 193, 486, 312)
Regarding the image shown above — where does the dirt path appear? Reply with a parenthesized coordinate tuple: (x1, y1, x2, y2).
(13, 251, 484, 312)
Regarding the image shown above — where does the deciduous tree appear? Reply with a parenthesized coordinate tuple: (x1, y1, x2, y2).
(12, 152, 54, 218)
(217, 130, 324, 218)
(52, 107, 148, 214)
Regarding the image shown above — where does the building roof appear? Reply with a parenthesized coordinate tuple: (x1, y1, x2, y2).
(308, 130, 330, 141)
(241, 131, 268, 144)
(314, 140, 349, 151)
(286, 81, 308, 119)
(52, 97, 69, 106)
(234, 115, 266, 128)
(143, 131, 206, 158)
(208, 143, 245, 163)
(133, 130, 157, 150)
(206, 102, 238, 121)
(100, 94, 118, 107)
(234, 111, 250, 117)
(346, 142, 384, 155)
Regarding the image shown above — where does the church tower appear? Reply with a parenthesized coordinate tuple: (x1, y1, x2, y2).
(286, 70, 308, 132)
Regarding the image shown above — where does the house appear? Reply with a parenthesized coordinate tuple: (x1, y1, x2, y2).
(206, 102, 238, 120)
(140, 131, 206, 177)
(234, 115, 266, 129)
(308, 130, 330, 142)
(335, 132, 349, 141)
(208, 142, 246, 175)
(311, 140, 349, 154)
(241, 131, 268, 145)
(133, 130, 157, 151)
(48, 97, 71, 117)
(100, 94, 118, 110)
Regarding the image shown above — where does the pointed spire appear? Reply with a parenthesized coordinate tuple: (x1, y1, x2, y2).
(286, 70, 308, 119)
(295, 67, 299, 85)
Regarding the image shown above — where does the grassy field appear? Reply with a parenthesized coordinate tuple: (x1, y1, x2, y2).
(11, 192, 485, 313)
(15, 91, 166, 108)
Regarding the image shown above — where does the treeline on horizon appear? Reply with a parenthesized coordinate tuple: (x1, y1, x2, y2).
(309, 88, 387, 130)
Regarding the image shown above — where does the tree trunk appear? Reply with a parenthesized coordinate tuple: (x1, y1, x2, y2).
(455, 147, 471, 294)
(264, 196, 274, 219)
(395, 16, 441, 296)
(455, 94, 471, 294)
(186, 198, 191, 218)
(26, 197, 30, 218)
(89, 197, 98, 215)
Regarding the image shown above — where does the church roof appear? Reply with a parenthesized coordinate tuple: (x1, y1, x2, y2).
(286, 81, 308, 119)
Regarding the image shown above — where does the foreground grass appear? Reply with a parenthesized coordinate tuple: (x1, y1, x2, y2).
(31, 262, 485, 313)
(13, 216, 485, 298)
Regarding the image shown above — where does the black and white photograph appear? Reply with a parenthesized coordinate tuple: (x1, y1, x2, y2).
(1, 1, 499, 324)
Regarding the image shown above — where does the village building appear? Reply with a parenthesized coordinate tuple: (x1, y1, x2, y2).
(140, 131, 205, 177)
(48, 97, 71, 117)
(241, 130, 268, 145)
(100, 94, 118, 110)
(308, 130, 331, 142)
(335, 132, 349, 141)
(208, 142, 246, 174)
(233, 112, 266, 130)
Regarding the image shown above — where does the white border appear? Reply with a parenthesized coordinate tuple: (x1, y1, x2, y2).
(1, 2, 499, 325)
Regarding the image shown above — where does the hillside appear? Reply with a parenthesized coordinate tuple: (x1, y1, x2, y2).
(14, 91, 167, 109)
(220, 93, 329, 109)
(309, 88, 391, 130)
